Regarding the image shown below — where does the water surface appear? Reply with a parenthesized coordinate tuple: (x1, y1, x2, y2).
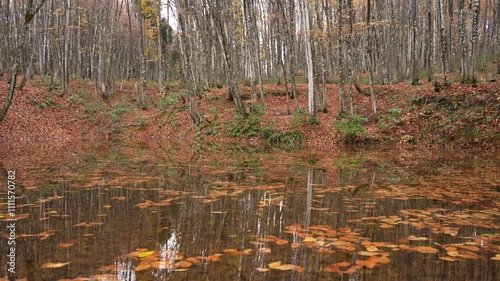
(1, 145, 498, 280)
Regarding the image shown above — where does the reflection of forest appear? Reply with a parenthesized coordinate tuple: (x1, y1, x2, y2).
(1, 146, 498, 280)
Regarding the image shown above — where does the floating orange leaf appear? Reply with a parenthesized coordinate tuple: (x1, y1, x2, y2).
(414, 246, 439, 254)
(275, 239, 289, 245)
(135, 263, 150, 271)
(439, 256, 458, 261)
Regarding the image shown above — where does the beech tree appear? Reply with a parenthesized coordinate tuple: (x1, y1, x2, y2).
(1, 0, 498, 123)
(0, 0, 47, 122)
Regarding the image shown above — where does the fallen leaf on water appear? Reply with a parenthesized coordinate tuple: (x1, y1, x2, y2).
(111, 196, 126, 201)
(175, 261, 192, 268)
(223, 248, 237, 253)
(256, 267, 269, 272)
(358, 251, 380, 257)
(303, 237, 317, 242)
(414, 246, 439, 254)
(138, 251, 155, 258)
(490, 254, 500, 261)
(42, 262, 70, 268)
(208, 254, 221, 262)
(439, 256, 458, 261)
(372, 256, 391, 264)
(173, 268, 189, 272)
(98, 265, 118, 271)
(258, 248, 271, 254)
(275, 239, 288, 245)
(333, 261, 351, 267)
(135, 263, 150, 271)
(324, 266, 341, 273)
(186, 257, 201, 266)
(291, 243, 301, 249)
(268, 261, 294, 271)
(408, 236, 428, 241)
(59, 243, 74, 248)
(292, 265, 305, 272)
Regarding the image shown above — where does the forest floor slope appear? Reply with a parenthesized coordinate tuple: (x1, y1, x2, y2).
(0, 75, 498, 160)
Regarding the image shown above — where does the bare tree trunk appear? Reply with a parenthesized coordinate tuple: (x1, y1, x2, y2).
(459, 0, 467, 83)
(411, 0, 421, 85)
(135, 3, 148, 109)
(60, 0, 70, 97)
(469, 0, 480, 85)
(157, 0, 164, 92)
(0, 0, 46, 122)
(300, 0, 317, 124)
(367, 0, 377, 121)
(497, 1, 500, 74)
(438, 0, 450, 87)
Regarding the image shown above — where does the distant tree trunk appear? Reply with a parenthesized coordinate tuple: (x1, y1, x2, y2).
(469, 0, 480, 85)
(459, 0, 467, 83)
(480, 0, 489, 70)
(206, 0, 247, 117)
(0, 0, 46, 122)
(367, 0, 377, 121)
(438, 0, 450, 86)
(60, 0, 70, 97)
(411, 0, 420, 85)
(497, 1, 500, 74)
(300, 0, 317, 124)
(157, 0, 164, 92)
(176, 0, 202, 124)
(135, 1, 148, 109)
(427, 0, 434, 82)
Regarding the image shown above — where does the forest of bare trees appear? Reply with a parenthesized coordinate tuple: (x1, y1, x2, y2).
(1, 0, 499, 122)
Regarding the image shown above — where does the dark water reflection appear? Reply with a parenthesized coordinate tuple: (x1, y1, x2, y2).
(0, 146, 499, 281)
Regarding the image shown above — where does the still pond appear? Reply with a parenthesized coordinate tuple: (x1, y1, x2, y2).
(1, 145, 499, 280)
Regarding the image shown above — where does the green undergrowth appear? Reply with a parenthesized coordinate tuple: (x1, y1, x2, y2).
(334, 113, 370, 144)
(224, 114, 305, 147)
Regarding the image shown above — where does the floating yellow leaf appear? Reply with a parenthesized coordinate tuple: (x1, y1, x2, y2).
(490, 254, 500, 261)
(258, 248, 271, 254)
(256, 267, 269, 272)
(59, 243, 74, 248)
(42, 262, 70, 268)
(138, 251, 155, 258)
(303, 237, 317, 242)
(268, 261, 294, 271)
